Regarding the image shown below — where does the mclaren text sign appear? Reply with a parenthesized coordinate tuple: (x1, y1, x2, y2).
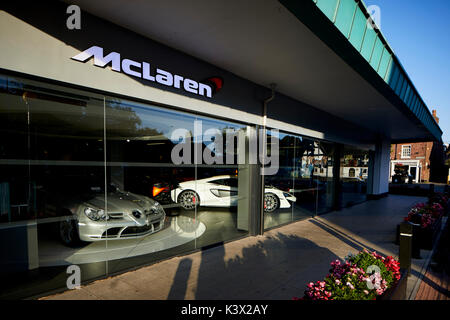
(71, 46, 213, 98)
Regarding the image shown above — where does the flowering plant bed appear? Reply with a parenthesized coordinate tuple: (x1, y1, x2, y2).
(377, 267, 408, 300)
(416, 217, 442, 250)
(429, 192, 450, 215)
(404, 202, 444, 229)
(295, 249, 401, 300)
(396, 194, 447, 250)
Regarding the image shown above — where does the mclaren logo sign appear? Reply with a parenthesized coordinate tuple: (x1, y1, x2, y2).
(71, 46, 213, 98)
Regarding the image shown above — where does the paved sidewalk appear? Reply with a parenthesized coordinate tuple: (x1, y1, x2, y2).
(414, 217, 450, 300)
(414, 269, 450, 300)
(41, 195, 429, 300)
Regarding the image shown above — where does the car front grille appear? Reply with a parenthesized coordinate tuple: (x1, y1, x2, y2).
(121, 224, 152, 236)
(98, 218, 164, 239)
(120, 220, 163, 237)
(100, 227, 123, 238)
(108, 212, 124, 219)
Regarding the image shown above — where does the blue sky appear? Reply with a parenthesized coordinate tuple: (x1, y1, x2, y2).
(364, 0, 450, 144)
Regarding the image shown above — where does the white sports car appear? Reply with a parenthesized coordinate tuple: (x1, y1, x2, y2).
(170, 175, 296, 213)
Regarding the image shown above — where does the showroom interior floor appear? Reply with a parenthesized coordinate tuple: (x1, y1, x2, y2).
(41, 195, 430, 300)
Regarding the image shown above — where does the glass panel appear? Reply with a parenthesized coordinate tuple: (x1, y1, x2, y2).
(349, 9, 367, 51)
(103, 98, 250, 274)
(263, 133, 336, 229)
(264, 132, 297, 230)
(0, 74, 107, 298)
(414, 99, 421, 116)
(334, 0, 357, 38)
(0, 76, 33, 293)
(377, 48, 390, 76)
(316, 0, 339, 20)
(395, 73, 405, 96)
(405, 87, 414, 108)
(415, 98, 421, 116)
(402, 84, 410, 103)
(410, 95, 417, 114)
(339, 146, 369, 207)
(104, 98, 197, 274)
(370, 37, 384, 70)
(292, 138, 319, 219)
(417, 100, 423, 117)
(315, 142, 335, 214)
(190, 115, 248, 248)
(418, 103, 424, 121)
(360, 27, 377, 61)
(410, 92, 417, 109)
(387, 62, 399, 88)
(400, 81, 408, 101)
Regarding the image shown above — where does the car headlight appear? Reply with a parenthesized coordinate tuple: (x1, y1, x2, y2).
(84, 207, 107, 221)
(150, 202, 165, 215)
(283, 192, 292, 198)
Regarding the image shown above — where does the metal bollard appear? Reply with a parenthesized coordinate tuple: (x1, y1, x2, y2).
(399, 222, 415, 274)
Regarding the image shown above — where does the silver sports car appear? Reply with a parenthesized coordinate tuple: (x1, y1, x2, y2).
(58, 185, 166, 246)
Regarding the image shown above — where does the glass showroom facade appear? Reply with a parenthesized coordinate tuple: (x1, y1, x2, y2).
(0, 73, 370, 298)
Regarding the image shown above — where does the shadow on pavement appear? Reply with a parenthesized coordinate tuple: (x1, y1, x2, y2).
(309, 218, 389, 257)
(167, 258, 193, 300)
(167, 232, 340, 300)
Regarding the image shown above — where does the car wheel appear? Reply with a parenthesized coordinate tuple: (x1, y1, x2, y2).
(59, 217, 80, 247)
(264, 193, 279, 213)
(178, 190, 200, 210)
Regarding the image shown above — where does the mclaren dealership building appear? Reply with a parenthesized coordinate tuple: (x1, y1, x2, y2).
(0, 1, 443, 298)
